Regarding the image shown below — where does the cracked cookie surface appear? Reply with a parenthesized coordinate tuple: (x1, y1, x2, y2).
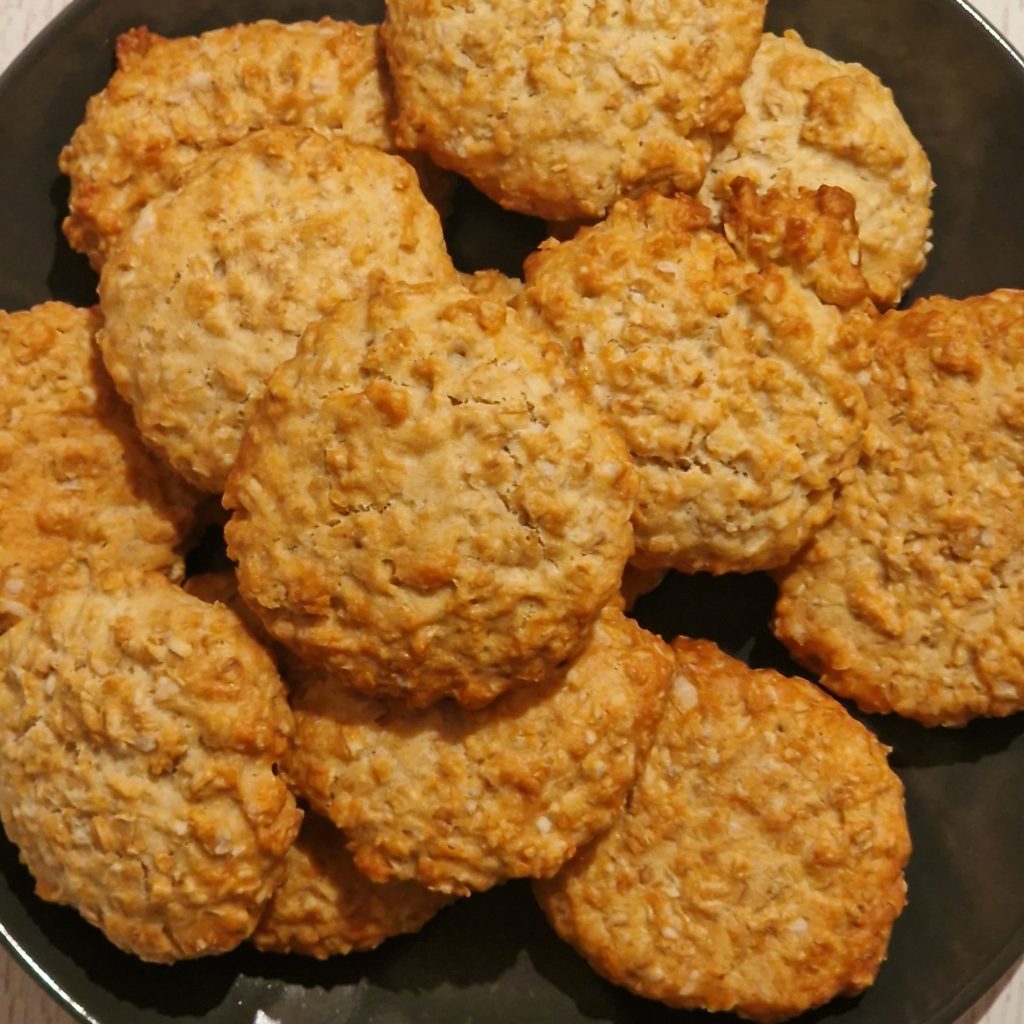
(225, 279, 636, 707)
(383, 0, 765, 219)
(518, 189, 869, 573)
(98, 127, 455, 493)
(284, 605, 672, 894)
(774, 290, 1024, 725)
(0, 572, 301, 962)
(535, 638, 910, 1022)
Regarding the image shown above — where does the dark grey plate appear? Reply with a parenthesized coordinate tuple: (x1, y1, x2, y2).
(0, 1, 1022, 1022)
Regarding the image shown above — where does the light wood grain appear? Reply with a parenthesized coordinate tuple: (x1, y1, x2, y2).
(0, 0, 1022, 1022)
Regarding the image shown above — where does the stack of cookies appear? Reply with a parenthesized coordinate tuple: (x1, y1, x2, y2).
(0, 4, 1020, 1021)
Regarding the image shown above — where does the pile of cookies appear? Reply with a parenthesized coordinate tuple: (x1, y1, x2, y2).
(0, 2, 1021, 1021)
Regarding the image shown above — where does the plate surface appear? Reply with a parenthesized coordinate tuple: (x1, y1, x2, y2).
(0, 1, 1023, 1023)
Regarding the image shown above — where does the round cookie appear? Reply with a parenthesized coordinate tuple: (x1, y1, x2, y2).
(698, 30, 934, 308)
(383, 0, 766, 220)
(98, 127, 456, 493)
(774, 290, 1024, 726)
(0, 572, 302, 963)
(284, 605, 673, 895)
(59, 19, 449, 269)
(535, 638, 910, 1022)
(517, 189, 869, 574)
(0, 302, 197, 633)
(251, 811, 455, 958)
(225, 279, 637, 708)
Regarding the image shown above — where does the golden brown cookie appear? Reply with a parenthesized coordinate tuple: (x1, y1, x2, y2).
(774, 290, 1024, 726)
(0, 302, 197, 633)
(383, 0, 766, 220)
(59, 19, 449, 269)
(251, 811, 455, 958)
(517, 190, 868, 574)
(284, 605, 672, 895)
(699, 31, 934, 308)
(98, 127, 455, 493)
(535, 638, 910, 1022)
(225, 279, 636, 708)
(0, 572, 302, 963)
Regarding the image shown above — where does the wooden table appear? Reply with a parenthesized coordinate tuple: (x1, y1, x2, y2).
(0, 0, 1022, 1021)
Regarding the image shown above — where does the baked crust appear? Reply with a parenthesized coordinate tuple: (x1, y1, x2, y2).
(383, 0, 766, 219)
(458, 269, 524, 304)
(518, 190, 869, 573)
(0, 573, 302, 962)
(98, 127, 455, 493)
(284, 605, 672, 894)
(225, 279, 636, 707)
(183, 569, 273, 648)
(60, 19, 448, 268)
(251, 811, 454, 958)
(0, 302, 197, 633)
(774, 290, 1024, 725)
(699, 31, 934, 308)
(535, 638, 910, 1022)
(721, 177, 874, 310)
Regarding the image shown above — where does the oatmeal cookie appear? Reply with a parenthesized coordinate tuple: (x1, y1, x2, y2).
(0, 572, 302, 963)
(517, 190, 868, 573)
(251, 810, 454, 958)
(225, 279, 636, 707)
(774, 290, 1024, 726)
(60, 19, 449, 269)
(0, 303, 197, 633)
(699, 31, 934, 308)
(535, 638, 910, 1022)
(284, 605, 672, 895)
(98, 127, 455, 493)
(383, 0, 766, 220)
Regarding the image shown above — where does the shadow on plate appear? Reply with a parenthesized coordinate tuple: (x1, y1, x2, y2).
(444, 178, 548, 279)
(632, 570, 1024, 770)
(46, 176, 98, 309)
(241, 883, 523, 994)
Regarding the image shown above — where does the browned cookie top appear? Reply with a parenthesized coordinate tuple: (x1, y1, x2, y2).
(0, 573, 301, 962)
(384, 0, 766, 219)
(518, 189, 869, 574)
(225, 279, 636, 707)
(60, 19, 445, 268)
(535, 638, 910, 1022)
(775, 290, 1024, 725)
(700, 31, 934, 308)
(98, 128, 455, 493)
(284, 605, 672, 894)
(0, 302, 197, 633)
